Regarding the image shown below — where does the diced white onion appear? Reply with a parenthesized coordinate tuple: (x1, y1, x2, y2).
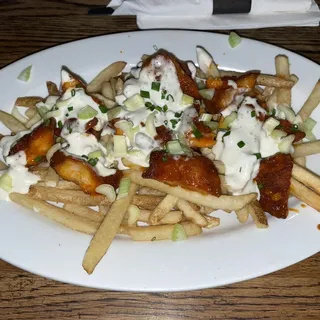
(278, 135, 295, 154)
(127, 204, 140, 226)
(95, 184, 116, 202)
(166, 140, 184, 155)
(124, 94, 145, 111)
(113, 135, 127, 158)
(11, 106, 29, 124)
(262, 117, 280, 135)
(145, 112, 157, 138)
(199, 89, 215, 100)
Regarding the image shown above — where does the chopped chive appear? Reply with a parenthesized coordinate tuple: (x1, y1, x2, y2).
(272, 109, 276, 116)
(163, 105, 168, 112)
(99, 105, 108, 114)
(155, 106, 162, 112)
(192, 125, 203, 139)
(251, 110, 256, 117)
(65, 113, 69, 117)
(145, 102, 155, 111)
(174, 111, 183, 118)
(254, 152, 262, 159)
(69, 128, 73, 134)
(68, 106, 73, 111)
(170, 119, 178, 129)
(166, 94, 174, 102)
(140, 90, 150, 99)
(291, 124, 299, 132)
(58, 120, 63, 128)
(54, 106, 59, 111)
(257, 183, 264, 190)
(34, 155, 42, 163)
(237, 141, 245, 148)
(151, 82, 161, 91)
(222, 130, 230, 141)
(71, 89, 76, 97)
(162, 156, 168, 162)
(88, 158, 98, 167)
(161, 89, 167, 99)
(82, 155, 88, 159)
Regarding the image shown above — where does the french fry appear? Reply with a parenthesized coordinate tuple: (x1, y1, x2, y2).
(99, 205, 110, 215)
(25, 107, 38, 119)
(262, 86, 275, 99)
(199, 206, 213, 215)
(0, 160, 7, 170)
(91, 93, 117, 109)
(29, 167, 48, 180)
(249, 201, 268, 228)
(10, 193, 99, 235)
(0, 110, 27, 133)
(292, 164, 320, 194)
(110, 78, 117, 97)
(101, 81, 114, 100)
(131, 194, 164, 210)
(205, 215, 220, 228)
(44, 167, 59, 187)
(290, 178, 320, 212)
(235, 205, 250, 223)
(87, 61, 127, 93)
(115, 78, 124, 95)
(138, 186, 166, 196)
(149, 194, 178, 225)
(25, 113, 41, 128)
(28, 186, 110, 206)
(118, 222, 202, 241)
(266, 87, 278, 111)
(177, 199, 208, 227)
(129, 171, 257, 211)
(63, 204, 104, 223)
(297, 81, 320, 121)
(46, 81, 60, 96)
(15, 96, 43, 108)
(137, 209, 182, 225)
(82, 182, 138, 274)
(293, 140, 320, 158)
(293, 156, 306, 168)
(275, 55, 291, 107)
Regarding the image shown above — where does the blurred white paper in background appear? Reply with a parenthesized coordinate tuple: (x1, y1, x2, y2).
(108, 0, 320, 29)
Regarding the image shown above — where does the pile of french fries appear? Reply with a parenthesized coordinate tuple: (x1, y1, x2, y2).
(0, 52, 319, 274)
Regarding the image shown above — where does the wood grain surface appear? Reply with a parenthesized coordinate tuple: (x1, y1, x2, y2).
(0, 1, 319, 319)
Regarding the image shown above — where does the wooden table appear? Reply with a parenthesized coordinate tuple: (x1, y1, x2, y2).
(0, 1, 319, 319)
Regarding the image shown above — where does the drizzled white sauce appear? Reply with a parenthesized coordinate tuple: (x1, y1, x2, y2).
(0, 152, 40, 201)
(212, 97, 281, 195)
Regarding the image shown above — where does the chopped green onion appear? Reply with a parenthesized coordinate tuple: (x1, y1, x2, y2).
(146, 112, 157, 137)
(113, 135, 127, 158)
(88, 150, 102, 159)
(172, 224, 187, 242)
(34, 155, 42, 162)
(99, 105, 108, 114)
(65, 113, 69, 117)
(17, 65, 32, 82)
(107, 106, 122, 120)
(145, 102, 155, 111)
(58, 120, 63, 128)
(237, 141, 245, 148)
(254, 153, 262, 159)
(68, 106, 73, 112)
(199, 89, 215, 100)
(228, 31, 242, 48)
(166, 94, 174, 102)
(71, 89, 76, 97)
(163, 105, 168, 112)
(221, 112, 237, 128)
(170, 119, 178, 129)
(88, 158, 98, 167)
(251, 110, 256, 118)
(257, 183, 264, 190)
(174, 111, 183, 118)
(155, 105, 162, 112)
(0, 173, 12, 192)
(151, 82, 160, 91)
(82, 154, 88, 159)
(161, 89, 167, 99)
(78, 105, 98, 120)
(181, 94, 193, 106)
(291, 124, 299, 132)
(166, 140, 184, 155)
(222, 130, 231, 141)
(192, 125, 203, 139)
(199, 113, 213, 122)
(117, 177, 131, 199)
(164, 120, 168, 125)
(124, 94, 145, 111)
(68, 128, 72, 134)
(204, 121, 219, 131)
(140, 90, 150, 99)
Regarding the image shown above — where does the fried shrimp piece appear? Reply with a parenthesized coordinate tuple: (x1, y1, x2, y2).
(50, 151, 122, 194)
(9, 118, 56, 166)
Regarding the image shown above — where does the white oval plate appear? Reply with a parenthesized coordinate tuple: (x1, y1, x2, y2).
(0, 31, 319, 292)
